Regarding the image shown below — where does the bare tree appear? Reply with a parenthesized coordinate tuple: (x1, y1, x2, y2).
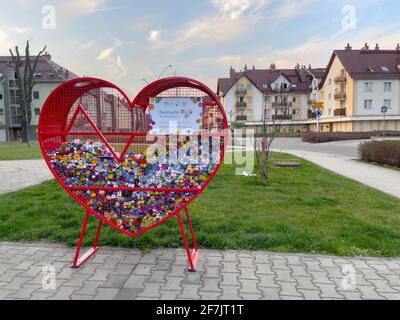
(253, 89, 288, 180)
(9, 41, 47, 146)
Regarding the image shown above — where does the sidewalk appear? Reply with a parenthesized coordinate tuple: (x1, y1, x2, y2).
(1, 242, 400, 300)
(0, 160, 53, 194)
(279, 149, 400, 199)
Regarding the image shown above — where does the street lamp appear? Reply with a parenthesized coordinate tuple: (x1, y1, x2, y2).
(158, 65, 172, 79)
(302, 67, 321, 135)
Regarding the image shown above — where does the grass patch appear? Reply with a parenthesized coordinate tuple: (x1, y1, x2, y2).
(0, 142, 42, 160)
(0, 152, 400, 256)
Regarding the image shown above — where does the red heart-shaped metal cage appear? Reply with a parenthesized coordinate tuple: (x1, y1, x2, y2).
(38, 77, 228, 271)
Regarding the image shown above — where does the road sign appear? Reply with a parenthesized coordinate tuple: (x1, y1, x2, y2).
(315, 109, 322, 118)
(381, 105, 388, 114)
(315, 102, 324, 110)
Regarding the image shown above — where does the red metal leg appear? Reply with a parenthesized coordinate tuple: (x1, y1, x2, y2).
(72, 210, 103, 268)
(177, 208, 199, 272)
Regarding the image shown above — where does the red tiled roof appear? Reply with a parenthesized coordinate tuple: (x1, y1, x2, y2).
(217, 67, 325, 96)
(320, 49, 400, 87)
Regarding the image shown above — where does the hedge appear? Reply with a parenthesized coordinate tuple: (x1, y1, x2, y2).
(302, 131, 400, 143)
(359, 140, 400, 168)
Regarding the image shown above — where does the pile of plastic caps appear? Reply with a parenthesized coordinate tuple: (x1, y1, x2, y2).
(47, 140, 219, 189)
(73, 189, 194, 233)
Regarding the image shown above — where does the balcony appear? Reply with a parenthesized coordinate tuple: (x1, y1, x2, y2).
(272, 102, 292, 108)
(334, 108, 346, 116)
(236, 115, 247, 121)
(236, 101, 247, 109)
(334, 93, 346, 101)
(236, 88, 247, 95)
(272, 86, 291, 93)
(307, 110, 316, 119)
(272, 114, 292, 121)
(334, 75, 347, 84)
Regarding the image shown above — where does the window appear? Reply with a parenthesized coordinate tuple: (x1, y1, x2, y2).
(328, 93, 332, 100)
(384, 82, 392, 92)
(328, 79, 332, 85)
(0, 92, 2, 99)
(364, 82, 373, 92)
(381, 66, 389, 72)
(33, 91, 40, 99)
(383, 99, 392, 109)
(328, 108, 331, 115)
(34, 108, 41, 116)
(364, 99, 373, 109)
(0, 108, 3, 116)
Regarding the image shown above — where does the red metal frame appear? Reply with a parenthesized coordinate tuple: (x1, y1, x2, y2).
(38, 77, 228, 272)
(72, 209, 103, 268)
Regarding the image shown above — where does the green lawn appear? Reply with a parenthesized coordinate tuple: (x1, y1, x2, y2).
(1, 152, 400, 256)
(0, 142, 42, 160)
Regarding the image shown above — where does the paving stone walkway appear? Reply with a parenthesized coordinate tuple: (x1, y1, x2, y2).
(0, 160, 52, 194)
(1, 242, 400, 300)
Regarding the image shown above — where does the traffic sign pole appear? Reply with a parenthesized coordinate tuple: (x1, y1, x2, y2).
(314, 103, 323, 137)
(381, 106, 388, 140)
(383, 111, 386, 140)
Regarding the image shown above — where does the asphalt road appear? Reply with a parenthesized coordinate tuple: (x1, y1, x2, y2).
(271, 137, 362, 158)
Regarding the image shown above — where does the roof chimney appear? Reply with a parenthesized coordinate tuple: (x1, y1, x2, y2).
(270, 63, 276, 71)
(375, 43, 380, 50)
(362, 43, 369, 50)
(396, 44, 400, 51)
(345, 43, 352, 50)
(244, 64, 248, 72)
(229, 66, 236, 81)
(295, 63, 300, 70)
(252, 64, 255, 70)
(308, 64, 312, 69)
(42, 51, 51, 60)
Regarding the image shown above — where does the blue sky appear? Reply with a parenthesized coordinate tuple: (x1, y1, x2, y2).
(0, 0, 399, 97)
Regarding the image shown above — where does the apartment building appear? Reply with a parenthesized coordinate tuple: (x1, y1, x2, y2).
(0, 52, 78, 142)
(318, 43, 400, 132)
(217, 64, 325, 133)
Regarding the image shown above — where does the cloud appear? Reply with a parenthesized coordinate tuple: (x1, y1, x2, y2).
(210, 0, 271, 19)
(149, 0, 317, 55)
(62, 0, 107, 16)
(97, 47, 114, 60)
(152, 14, 253, 53)
(14, 27, 32, 34)
(270, 0, 317, 21)
(0, 29, 11, 54)
(148, 30, 161, 43)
